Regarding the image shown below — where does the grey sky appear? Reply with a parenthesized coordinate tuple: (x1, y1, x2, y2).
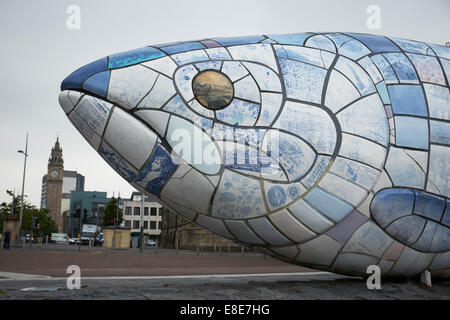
(0, 0, 449, 206)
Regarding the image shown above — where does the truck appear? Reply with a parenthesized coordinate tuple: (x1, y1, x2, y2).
(80, 224, 101, 245)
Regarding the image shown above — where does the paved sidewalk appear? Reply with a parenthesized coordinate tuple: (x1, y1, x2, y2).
(0, 248, 314, 277)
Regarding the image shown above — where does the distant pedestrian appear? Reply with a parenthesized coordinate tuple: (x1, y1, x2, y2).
(3, 229, 11, 250)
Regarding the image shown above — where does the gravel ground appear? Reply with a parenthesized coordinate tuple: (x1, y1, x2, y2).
(0, 273, 449, 300)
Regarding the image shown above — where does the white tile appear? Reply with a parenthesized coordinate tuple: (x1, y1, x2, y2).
(339, 133, 386, 169)
(248, 217, 292, 246)
(137, 75, 175, 109)
(221, 61, 249, 82)
(171, 49, 209, 66)
(160, 168, 214, 215)
(233, 75, 260, 103)
(205, 47, 231, 60)
(333, 252, 379, 275)
(107, 65, 158, 109)
(59, 91, 74, 114)
(269, 245, 299, 260)
(297, 234, 342, 266)
(228, 44, 279, 72)
(388, 247, 434, 277)
(195, 214, 235, 240)
(104, 107, 157, 169)
(142, 56, 178, 78)
(325, 70, 360, 113)
(163, 198, 197, 221)
(269, 210, 316, 243)
(74, 95, 112, 136)
(287, 200, 334, 233)
(319, 173, 368, 207)
(273, 101, 337, 155)
(224, 220, 265, 245)
(385, 146, 426, 189)
(427, 145, 450, 197)
(255, 93, 283, 127)
(135, 110, 170, 137)
(242, 62, 282, 92)
(68, 111, 102, 150)
(336, 94, 389, 146)
(342, 221, 393, 257)
(174, 65, 197, 102)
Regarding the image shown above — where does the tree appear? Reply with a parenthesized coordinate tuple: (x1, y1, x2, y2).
(102, 197, 123, 227)
(0, 190, 57, 236)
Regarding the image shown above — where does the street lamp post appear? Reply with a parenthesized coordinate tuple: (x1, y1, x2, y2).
(139, 193, 144, 253)
(18, 133, 29, 240)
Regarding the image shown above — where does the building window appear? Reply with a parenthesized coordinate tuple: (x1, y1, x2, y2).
(144, 221, 148, 229)
(133, 207, 140, 216)
(150, 221, 157, 230)
(157, 221, 161, 230)
(125, 220, 131, 228)
(158, 208, 162, 216)
(144, 207, 149, 216)
(133, 221, 140, 229)
(150, 207, 157, 216)
(125, 206, 132, 215)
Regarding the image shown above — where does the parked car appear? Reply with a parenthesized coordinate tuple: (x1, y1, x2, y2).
(68, 237, 80, 245)
(25, 234, 37, 243)
(50, 233, 68, 244)
(145, 239, 157, 246)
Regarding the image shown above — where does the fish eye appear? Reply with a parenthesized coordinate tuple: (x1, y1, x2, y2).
(192, 70, 234, 110)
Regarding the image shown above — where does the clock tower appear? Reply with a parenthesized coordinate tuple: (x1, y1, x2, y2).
(46, 138, 64, 232)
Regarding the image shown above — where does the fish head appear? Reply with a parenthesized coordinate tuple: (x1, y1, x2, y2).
(58, 37, 340, 244)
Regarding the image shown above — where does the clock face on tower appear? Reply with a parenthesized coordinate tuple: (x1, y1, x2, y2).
(51, 170, 59, 178)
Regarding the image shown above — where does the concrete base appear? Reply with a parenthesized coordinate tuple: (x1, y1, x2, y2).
(420, 270, 432, 288)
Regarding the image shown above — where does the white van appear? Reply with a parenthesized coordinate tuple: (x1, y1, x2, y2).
(50, 233, 68, 244)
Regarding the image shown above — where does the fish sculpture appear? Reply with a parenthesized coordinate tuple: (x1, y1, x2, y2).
(59, 32, 450, 278)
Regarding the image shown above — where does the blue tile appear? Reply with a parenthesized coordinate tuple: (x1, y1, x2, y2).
(430, 120, 450, 145)
(216, 99, 260, 126)
(161, 42, 205, 54)
(412, 221, 438, 252)
(108, 47, 165, 69)
(371, 55, 397, 83)
(371, 188, 415, 228)
(61, 57, 108, 91)
(279, 59, 327, 104)
(82, 71, 110, 98)
(136, 144, 177, 196)
(383, 53, 418, 83)
(430, 224, 450, 252)
(276, 133, 317, 181)
(266, 33, 311, 45)
(385, 215, 426, 245)
(413, 190, 445, 222)
(442, 202, 450, 228)
(116, 159, 138, 181)
(388, 85, 427, 116)
(395, 116, 429, 150)
(304, 187, 353, 223)
(346, 33, 400, 53)
(376, 81, 390, 104)
(212, 35, 264, 46)
(267, 185, 287, 208)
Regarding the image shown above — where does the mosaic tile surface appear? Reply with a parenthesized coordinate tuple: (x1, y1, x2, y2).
(59, 32, 450, 278)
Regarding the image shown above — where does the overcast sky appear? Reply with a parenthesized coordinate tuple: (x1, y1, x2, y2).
(0, 0, 449, 207)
